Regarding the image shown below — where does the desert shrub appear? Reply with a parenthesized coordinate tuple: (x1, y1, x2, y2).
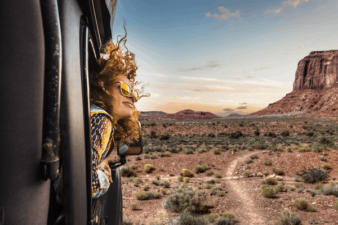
(319, 137, 333, 146)
(170, 212, 209, 225)
(263, 160, 271, 165)
(151, 179, 160, 186)
(151, 154, 157, 159)
(159, 180, 170, 188)
(329, 180, 337, 186)
(213, 148, 221, 154)
(132, 177, 143, 184)
(280, 130, 289, 137)
(294, 183, 302, 188)
(297, 146, 312, 152)
(320, 183, 338, 197)
(254, 129, 260, 136)
(214, 172, 221, 178)
(286, 147, 292, 152)
(135, 156, 142, 160)
(204, 183, 213, 189)
(245, 159, 253, 164)
(265, 177, 278, 185)
(314, 182, 323, 190)
(177, 176, 183, 182)
(144, 164, 155, 173)
(142, 184, 149, 191)
(229, 131, 242, 139)
(273, 168, 284, 175)
(134, 191, 147, 200)
(275, 210, 301, 225)
(121, 166, 131, 177)
(322, 163, 331, 170)
(182, 169, 192, 177)
(289, 187, 295, 191)
(275, 184, 285, 193)
(208, 213, 219, 223)
(295, 167, 329, 183)
(252, 141, 269, 150)
(243, 170, 250, 177)
(206, 170, 214, 176)
(307, 205, 317, 212)
(150, 131, 157, 138)
(160, 151, 171, 157)
(221, 212, 235, 219)
(194, 164, 208, 173)
(306, 131, 314, 137)
(262, 171, 268, 176)
(208, 133, 216, 137)
(247, 146, 254, 151)
(260, 184, 276, 198)
(277, 146, 284, 152)
(197, 147, 207, 153)
(250, 154, 258, 159)
(217, 191, 225, 197)
(159, 134, 170, 140)
(213, 218, 236, 225)
(293, 198, 308, 210)
(129, 164, 136, 170)
(143, 154, 150, 159)
(267, 132, 277, 137)
(162, 186, 207, 214)
(130, 202, 137, 210)
(215, 178, 220, 183)
(183, 148, 194, 154)
(184, 177, 190, 183)
(205, 178, 215, 184)
(161, 188, 167, 195)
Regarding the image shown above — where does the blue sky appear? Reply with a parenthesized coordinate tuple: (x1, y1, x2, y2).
(111, 0, 338, 116)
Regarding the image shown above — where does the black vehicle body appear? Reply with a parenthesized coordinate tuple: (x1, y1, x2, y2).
(0, 1, 141, 224)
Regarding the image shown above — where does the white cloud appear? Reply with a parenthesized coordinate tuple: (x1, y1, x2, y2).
(264, 0, 309, 16)
(213, 7, 240, 20)
(205, 12, 211, 17)
(274, 8, 282, 13)
(282, 0, 309, 8)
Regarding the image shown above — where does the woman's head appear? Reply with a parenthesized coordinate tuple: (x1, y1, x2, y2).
(89, 29, 149, 146)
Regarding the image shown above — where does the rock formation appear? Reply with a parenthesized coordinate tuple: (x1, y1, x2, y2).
(226, 113, 243, 118)
(250, 50, 338, 116)
(139, 109, 221, 121)
(293, 50, 338, 90)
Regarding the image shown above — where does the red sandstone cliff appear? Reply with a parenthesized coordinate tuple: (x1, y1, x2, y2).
(250, 50, 338, 116)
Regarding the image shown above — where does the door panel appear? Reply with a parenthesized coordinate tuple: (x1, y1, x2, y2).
(0, 0, 50, 224)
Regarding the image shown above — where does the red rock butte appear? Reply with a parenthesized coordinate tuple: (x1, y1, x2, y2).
(250, 50, 338, 116)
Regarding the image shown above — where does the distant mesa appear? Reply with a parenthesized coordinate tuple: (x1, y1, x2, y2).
(226, 113, 243, 118)
(250, 50, 338, 116)
(138, 109, 221, 121)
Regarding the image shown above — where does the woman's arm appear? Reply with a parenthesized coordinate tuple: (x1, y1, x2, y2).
(91, 114, 114, 198)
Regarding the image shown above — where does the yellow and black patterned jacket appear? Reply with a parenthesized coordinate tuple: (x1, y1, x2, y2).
(54, 104, 116, 204)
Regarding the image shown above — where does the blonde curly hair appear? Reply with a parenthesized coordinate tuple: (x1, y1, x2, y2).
(89, 28, 149, 147)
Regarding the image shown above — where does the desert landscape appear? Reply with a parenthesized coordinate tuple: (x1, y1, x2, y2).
(108, 50, 338, 225)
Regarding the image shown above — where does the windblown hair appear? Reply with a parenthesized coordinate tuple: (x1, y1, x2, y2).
(89, 28, 149, 147)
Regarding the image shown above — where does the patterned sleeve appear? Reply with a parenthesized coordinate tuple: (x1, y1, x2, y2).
(91, 114, 114, 198)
